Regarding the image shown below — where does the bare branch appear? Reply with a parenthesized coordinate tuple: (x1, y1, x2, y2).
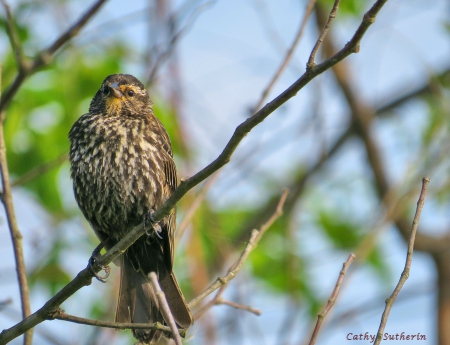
(252, 0, 316, 113)
(373, 177, 430, 345)
(52, 309, 185, 337)
(0, 0, 108, 112)
(215, 298, 261, 316)
(190, 229, 259, 313)
(307, 0, 341, 68)
(308, 253, 356, 345)
(148, 273, 182, 345)
(0, 64, 33, 345)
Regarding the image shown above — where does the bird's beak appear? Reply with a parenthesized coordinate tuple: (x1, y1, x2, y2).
(109, 82, 123, 99)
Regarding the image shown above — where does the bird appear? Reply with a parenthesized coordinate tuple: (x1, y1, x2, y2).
(68, 74, 193, 343)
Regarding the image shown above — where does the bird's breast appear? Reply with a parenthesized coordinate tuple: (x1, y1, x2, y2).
(69, 115, 165, 236)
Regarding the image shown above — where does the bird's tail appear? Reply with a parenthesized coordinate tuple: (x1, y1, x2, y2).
(115, 256, 193, 344)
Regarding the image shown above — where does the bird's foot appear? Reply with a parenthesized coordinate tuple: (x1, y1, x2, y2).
(88, 240, 110, 283)
(144, 209, 163, 239)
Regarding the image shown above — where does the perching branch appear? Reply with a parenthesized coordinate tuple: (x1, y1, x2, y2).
(0, 0, 108, 113)
(0, 0, 390, 341)
(373, 177, 430, 345)
(308, 253, 356, 345)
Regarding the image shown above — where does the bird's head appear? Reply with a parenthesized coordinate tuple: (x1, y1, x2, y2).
(89, 74, 152, 117)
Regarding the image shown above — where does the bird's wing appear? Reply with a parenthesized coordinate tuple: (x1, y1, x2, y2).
(153, 115, 178, 268)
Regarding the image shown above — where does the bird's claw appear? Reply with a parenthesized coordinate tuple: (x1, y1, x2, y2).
(88, 241, 110, 283)
(88, 255, 110, 283)
(145, 209, 163, 239)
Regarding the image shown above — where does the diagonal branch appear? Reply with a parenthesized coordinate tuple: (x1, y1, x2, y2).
(307, 253, 356, 345)
(374, 177, 430, 345)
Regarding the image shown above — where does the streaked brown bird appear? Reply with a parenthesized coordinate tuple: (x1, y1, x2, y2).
(69, 74, 193, 343)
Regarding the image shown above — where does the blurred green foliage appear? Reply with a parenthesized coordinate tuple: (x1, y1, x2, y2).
(317, 210, 389, 282)
(318, 0, 367, 17)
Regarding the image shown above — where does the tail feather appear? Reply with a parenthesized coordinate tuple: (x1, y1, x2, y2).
(116, 256, 163, 343)
(115, 256, 193, 344)
(159, 272, 193, 328)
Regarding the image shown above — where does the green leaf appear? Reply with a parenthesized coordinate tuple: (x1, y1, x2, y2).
(318, 0, 368, 17)
(317, 210, 360, 249)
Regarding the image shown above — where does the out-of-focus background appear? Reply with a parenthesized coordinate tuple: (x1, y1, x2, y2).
(1, 0, 449, 344)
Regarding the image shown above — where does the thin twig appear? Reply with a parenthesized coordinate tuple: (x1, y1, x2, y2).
(373, 177, 430, 345)
(52, 309, 185, 336)
(0, 65, 33, 345)
(189, 229, 259, 312)
(148, 272, 182, 345)
(308, 253, 356, 345)
(189, 189, 289, 312)
(253, 0, 316, 113)
(307, 0, 341, 69)
(12, 153, 68, 187)
(0, 0, 26, 72)
(192, 285, 226, 320)
(0, 0, 108, 112)
(0, 1, 390, 341)
(215, 298, 261, 316)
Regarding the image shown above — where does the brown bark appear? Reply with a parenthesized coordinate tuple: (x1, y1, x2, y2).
(434, 249, 450, 345)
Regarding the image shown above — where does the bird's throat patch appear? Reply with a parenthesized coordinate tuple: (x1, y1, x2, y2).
(105, 97, 123, 115)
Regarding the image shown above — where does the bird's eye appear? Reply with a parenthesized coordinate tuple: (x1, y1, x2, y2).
(127, 90, 135, 97)
(101, 85, 109, 95)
